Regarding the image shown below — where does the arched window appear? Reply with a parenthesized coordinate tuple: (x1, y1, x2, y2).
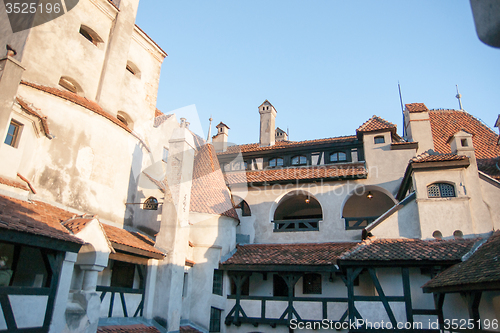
(126, 60, 141, 78)
(79, 25, 103, 46)
(374, 135, 385, 144)
(273, 192, 322, 232)
(116, 111, 134, 129)
(342, 188, 395, 230)
(329, 152, 347, 163)
(268, 157, 283, 168)
(59, 76, 84, 96)
(234, 199, 251, 216)
(143, 197, 158, 210)
(427, 183, 456, 198)
(291, 155, 307, 166)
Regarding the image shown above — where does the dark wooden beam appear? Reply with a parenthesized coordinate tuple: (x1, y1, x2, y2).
(368, 268, 397, 327)
(401, 267, 413, 324)
(111, 243, 164, 260)
(109, 252, 150, 265)
(0, 229, 82, 253)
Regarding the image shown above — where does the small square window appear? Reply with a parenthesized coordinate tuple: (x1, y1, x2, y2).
(461, 139, 468, 147)
(374, 136, 385, 144)
(4, 120, 22, 148)
(303, 273, 322, 294)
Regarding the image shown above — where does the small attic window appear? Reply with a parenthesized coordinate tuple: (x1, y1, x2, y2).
(59, 76, 84, 95)
(79, 25, 103, 46)
(125, 61, 141, 78)
(116, 111, 134, 129)
(374, 136, 385, 144)
(143, 197, 158, 210)
(461, 139, 468, 147)
(117, 115, 128, 126)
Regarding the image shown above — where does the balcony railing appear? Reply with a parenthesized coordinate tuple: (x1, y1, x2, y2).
(273, 218, 321, 232)
(344, 216, 378, 230)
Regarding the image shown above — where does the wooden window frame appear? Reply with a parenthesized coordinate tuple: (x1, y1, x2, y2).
(4, 120, 22, 148)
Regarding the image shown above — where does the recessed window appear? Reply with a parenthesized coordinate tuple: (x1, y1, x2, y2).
(143, 197, 158, 210)
(268, 157, 284, 168)
(116, 111, 133, 129)
(125, 61, 141, 78)
(182, 272, 188, 297)
(162, 147, 169, 163)
(461, 139, 468, 147)
(4, 120, 22, 148)
(110, 261, 135, 288)
(59, 76, 84, 95)
(453, 230, 463, 239)
(432, 230, 443, 240)
(427, 183, 456, 198)
(303, 273, 322, 294)
(291, 155, 307, 166)
(79, 25, 103, 46)
(374, 136, 385, 144)
(117, 115, 128, 126)
(209, 307, 221, 332)
(212, 269, 223, 296)
(330, 151, 347, 163)
(234, 199, 251, 216)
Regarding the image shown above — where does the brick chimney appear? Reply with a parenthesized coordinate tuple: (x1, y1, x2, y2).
(212, 122, 229, 152)
(259, 100, 277, 147)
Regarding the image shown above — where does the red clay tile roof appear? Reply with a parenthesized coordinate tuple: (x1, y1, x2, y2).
(217, 135, 357, 156)
(216, 121, 230, 129)
(406, 103, 429, 113)
(429, 109, 499, 159)
(180, 326, 203, 333)
(62, 217, 95, 235)
(340, 238, 477, 262)
(153, 113, 174, 128)
(428, 109, 500, 179)
(16, 97, 52, 138)
(223, 242, 358, 266)
(422, 232, 500, 291)
(97, 324, 160, 333)
(0, 195, 83, 245)
(410, 152, 468, 164)
(225, 163, 367, 184)
(0, 175, 29, 191)
(155, 108, 163, 117)
(191, 144, 238, 219)
(356, 115, 397, 134)
(101, 223, 164, 257)
(21, 81, 132, 133)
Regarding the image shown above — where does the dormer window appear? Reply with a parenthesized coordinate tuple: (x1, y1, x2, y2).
(4, 120, 22, 148)
(268, 157, 283, 168)
(427, 183, 456, 198)
(330, 152, 347, 163)
(79, 25, 103, 46)
(374, 136, 385, 144)
(125, 61, 141, 78)
(291, 155, 307, 166)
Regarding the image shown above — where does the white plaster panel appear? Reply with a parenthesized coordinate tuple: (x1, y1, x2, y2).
(266, 301, 288, 319)
(294, 301, 322, 320)
(0, 309, 6, 330)
(9, 295, 48, 328)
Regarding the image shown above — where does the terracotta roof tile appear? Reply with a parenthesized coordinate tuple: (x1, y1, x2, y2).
(410, 152, 468, 163)
(340, 238, 477, 262)
(216, 121, 230, 129)
(97, 324, 160, 333)
(16, 97, 52, 138)
(356, 115, 397, 134)
(217, 135, 357, 155)
(62, 217, 95, 235)
(0, 176, 29, 191)
(153, 113, 174, 128)
(101, 223, 164, 257)
(0, 195, 83, 245)
(429, 109, 499, 159)
(223, 242, 358, 266)
(190, 144, 238, 219)
(225, 163, 367, 184)
(406, 103, 429, 113)
(428, 109, 500, 179)
(422, 232, 500, 291)
(154, 108, 163, 118)
(21, 81, 132, 133)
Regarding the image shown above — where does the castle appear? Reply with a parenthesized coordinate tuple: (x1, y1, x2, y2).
(0, 0, 499, 332)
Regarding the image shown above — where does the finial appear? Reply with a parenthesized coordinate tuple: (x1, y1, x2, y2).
(456, 85, 463, 110)
(206, 115, 213, 142)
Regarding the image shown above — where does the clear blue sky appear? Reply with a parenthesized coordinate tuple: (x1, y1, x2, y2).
(136, 0, 500, 145)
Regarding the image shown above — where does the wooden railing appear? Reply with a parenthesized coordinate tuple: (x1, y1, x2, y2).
(273, 218, 321, 232)
(97, 286, 144, 318)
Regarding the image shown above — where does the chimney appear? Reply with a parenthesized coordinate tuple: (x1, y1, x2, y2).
(404, 103, 434, 154)
(449, 130, 475, 160)
(259, 100, 277, 147)
(275, 127, 288, 142)
(212, 122, 229, 152)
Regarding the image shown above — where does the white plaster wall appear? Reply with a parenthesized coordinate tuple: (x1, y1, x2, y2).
(20, 0, 116, 98)
(479, 291, 500, 330)
(9, 295, 48, 328)
(479, 177, 500, 231)
(17, 85, 145, 225)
